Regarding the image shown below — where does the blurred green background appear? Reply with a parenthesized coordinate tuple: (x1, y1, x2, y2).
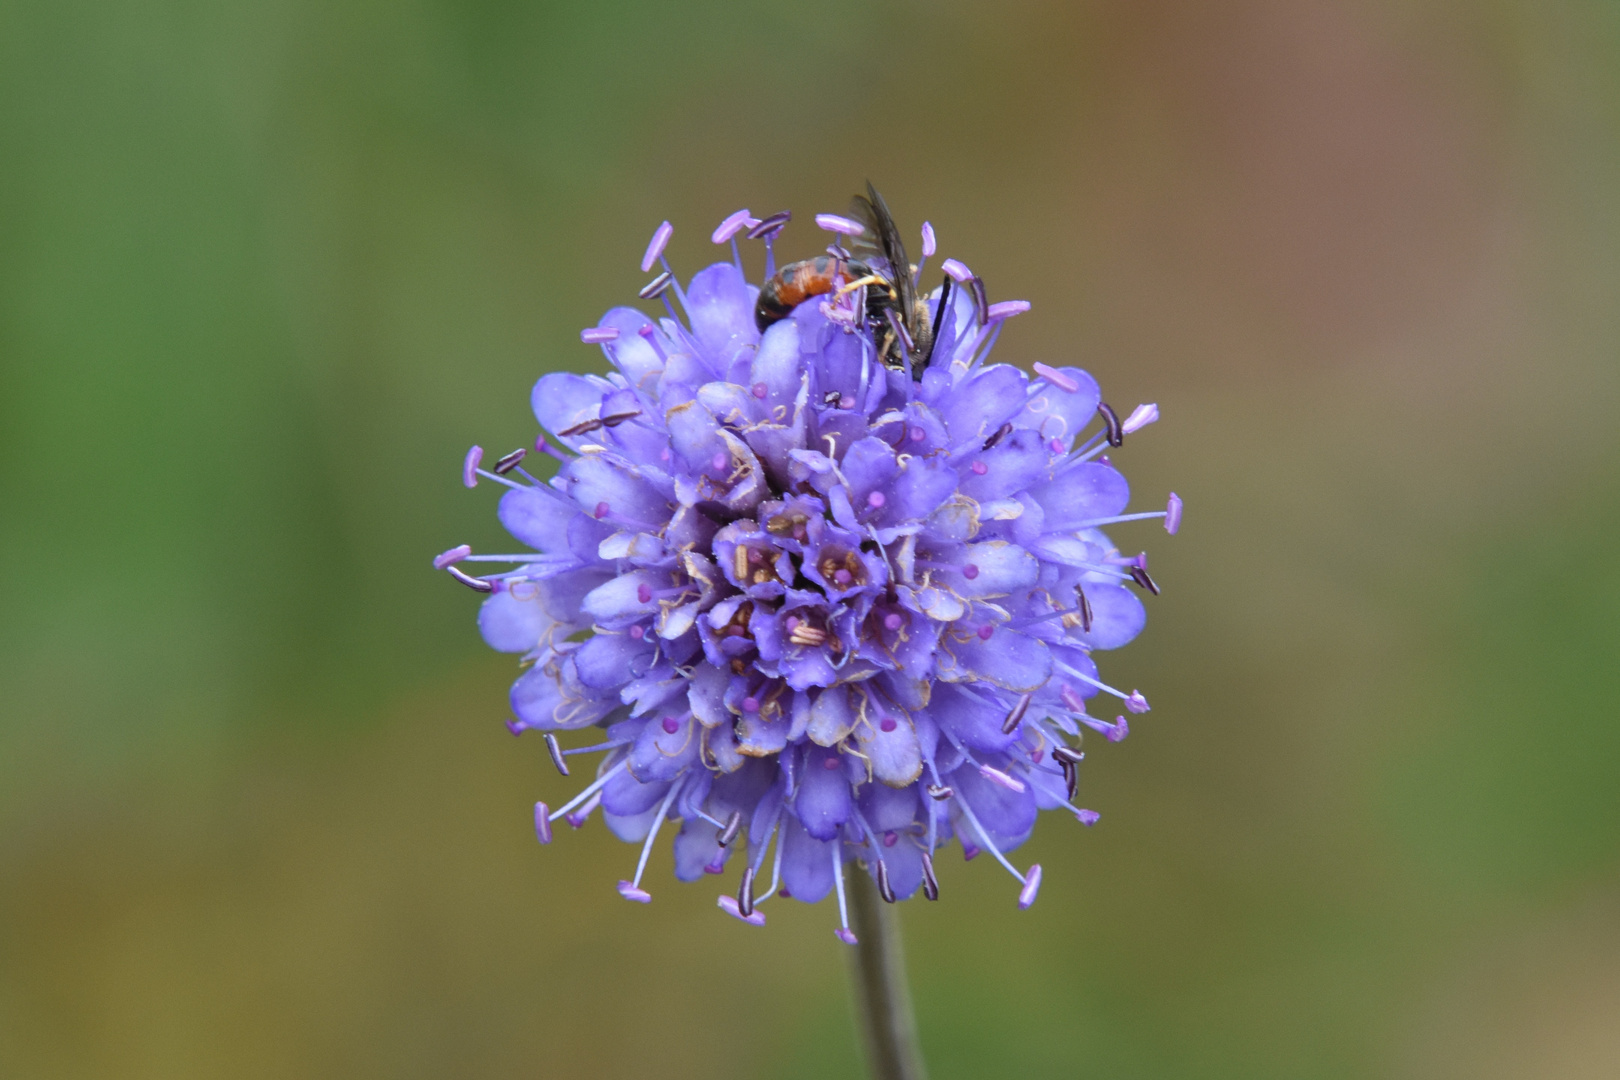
(3, 0, 1619, 1076)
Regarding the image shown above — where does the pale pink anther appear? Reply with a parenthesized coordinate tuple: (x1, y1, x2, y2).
(637, 583, 652, 604)
(640, 221, 673, 273)
(711, 209, 753, 244)
(1165, 493, 1183, 535)
(883, 830, 899, 847)
(971, 460, 988, 475)
(1108, 717, 1130, 744)
(867, 491, 886, 508)
(978, 764, 1026, 794)
(941, 258, 974, 282)
(718, 895, 766, 926)
(883, 613, 902, 631)
(594, 501, 610, 519)
(1122, 403, 1159, 434)
(880, 716, 897, 732)
(581, 327, 619, 344)
(987, 300, 1031, 320)
(1017, 864, 1044, 909)
(751, 382, 769, 399)
(822, 755, 841, 771)
(978, 625, 994, 640)
(742, 697, 760, 713)
(1125, 691, 1150, 714)
(661, 716, 680, 733)
(617, 881, 652, 903)
(1076, 809, 1101, 826)
(534, 802, 553, 844)
(834, 928, 859, 945)
(433, 544, 471, 570)
(815, 213, 865, 236)
(629, 625, 645, 639)
(1033, 362, 1079, 392)
(712, 452, 729, 473)
(963, 564, 979, 580)
(920, 221, 936, 257)
(462, 445, 483, 488)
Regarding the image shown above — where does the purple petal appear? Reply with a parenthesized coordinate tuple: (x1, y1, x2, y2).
(477, 589, 555, 653)
(1029, 463, 1129, 530)
(794, 745, 852, 841)
(779, 815, 834, 903)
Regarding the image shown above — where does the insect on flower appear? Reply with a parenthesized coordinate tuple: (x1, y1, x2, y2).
(436, 186, 1182, 943)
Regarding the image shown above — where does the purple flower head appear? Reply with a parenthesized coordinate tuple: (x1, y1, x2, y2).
(439, 191, 1180, 943)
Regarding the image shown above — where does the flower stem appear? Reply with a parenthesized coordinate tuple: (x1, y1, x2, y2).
(847, 869, 928, 1080)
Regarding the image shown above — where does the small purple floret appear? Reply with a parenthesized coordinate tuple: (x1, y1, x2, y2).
(640, 221, 673, 273)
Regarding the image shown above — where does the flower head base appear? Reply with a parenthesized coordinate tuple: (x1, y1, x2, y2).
(442, 195, 1179, 942)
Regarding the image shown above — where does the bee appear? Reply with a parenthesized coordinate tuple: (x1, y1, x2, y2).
(753, 183, 949, 376)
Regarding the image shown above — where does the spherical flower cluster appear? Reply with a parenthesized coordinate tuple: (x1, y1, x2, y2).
(438, 203, 1180, 941)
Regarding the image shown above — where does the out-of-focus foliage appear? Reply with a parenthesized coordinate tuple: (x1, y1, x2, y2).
(3, 2, 1618, 1077)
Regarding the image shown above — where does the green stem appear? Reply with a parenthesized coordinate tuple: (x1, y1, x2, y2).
(847, 869, 928, 1080)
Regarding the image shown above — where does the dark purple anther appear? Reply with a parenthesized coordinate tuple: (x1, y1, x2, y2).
(1097, 402, 1123, 447)
(927, 784, 953, 801)
(1002, 692, 1033, 734)
(638, 270, 674, 300)
(600, 410, 642, 429)
(880, 717, 897, 732)
(983, 422, 1012, 450)
(883, 831, 898, 847)
(968, 276, 989, 325)
(738, 866, 756, 917)
(1129, 565, 1160, 595)
(876, 860, 896, 903)
(661, 716, 680, 734)
(963, 564, 980, 580)
(447, 566, 495, 593)
(717, 810, 743, 847)
(593, 501, 610, 519)
(534, 802, 553, 845)
(544, 732, 570, 777)
(1051, 745, 1084, 765)
(921, 852, 940, 900)
(1076, 585, 1094, 632)
(494, 447, 527, 474)
(746, 210, 791, 240)
(557, 417, 604, 437)
(977, 625, 994, 641)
